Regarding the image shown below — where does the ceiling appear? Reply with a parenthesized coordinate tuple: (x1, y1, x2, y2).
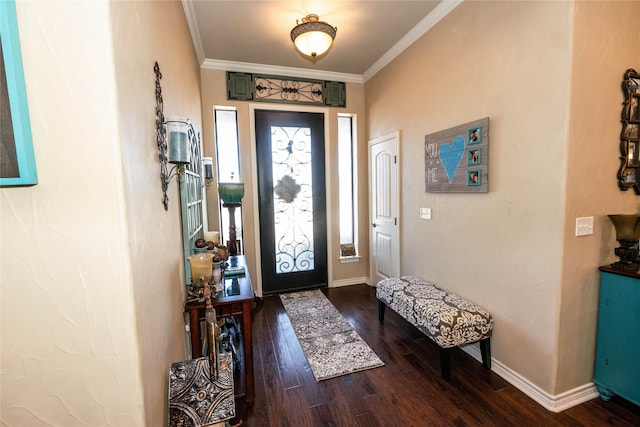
(183, 1, 460, 82)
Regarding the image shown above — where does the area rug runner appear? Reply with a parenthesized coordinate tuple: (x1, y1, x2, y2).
(279, 289, 384, 382)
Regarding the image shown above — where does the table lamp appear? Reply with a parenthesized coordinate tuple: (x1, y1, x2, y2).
(218, 182, 244, 256)
(607, 214, 640, 271)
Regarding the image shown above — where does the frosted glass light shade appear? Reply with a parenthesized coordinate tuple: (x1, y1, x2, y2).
(187, 253, 214, 283)
(294, 31, 333, 57)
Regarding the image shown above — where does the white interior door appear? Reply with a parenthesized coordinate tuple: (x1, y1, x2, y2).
(369, 132, 400, 285)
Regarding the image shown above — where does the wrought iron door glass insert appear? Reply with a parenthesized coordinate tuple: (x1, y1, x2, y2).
(271, 126, 314, 274)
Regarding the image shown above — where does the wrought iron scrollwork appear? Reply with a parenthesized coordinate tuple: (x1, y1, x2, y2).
(154, 62, 171, 210)
(271, 126, 315, 274)
(154, 61, 202, 210)
(255, 77, 324, 103)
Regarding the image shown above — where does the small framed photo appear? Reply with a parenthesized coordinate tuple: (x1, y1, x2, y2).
(631, 95, 640, 122)
(467, 170, 481, 186)
(467, 148, 481, 165)
(468, 127, 481, 145)
(625, 168, 637, 183)
(625, 124, 639, 139)
(628, 141, 639, 167)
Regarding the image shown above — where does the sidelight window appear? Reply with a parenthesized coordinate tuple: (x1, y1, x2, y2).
(214, 107, 243, 250)
(338, 114, 358, 259)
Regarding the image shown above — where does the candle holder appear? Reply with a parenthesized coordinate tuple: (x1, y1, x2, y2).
(154, 62, 193, 210)
(607, 214, 640, 271)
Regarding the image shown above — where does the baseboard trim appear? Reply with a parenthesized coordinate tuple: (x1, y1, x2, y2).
(461, 345, 599, 413)
(330, 277, 369, 288)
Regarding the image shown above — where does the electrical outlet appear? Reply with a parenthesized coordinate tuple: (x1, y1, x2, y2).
(575, 216, 594, 236)
(420, 208, 431, 220)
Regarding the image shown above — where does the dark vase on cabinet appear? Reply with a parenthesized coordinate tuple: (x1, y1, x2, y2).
(593, 266, 640, 407)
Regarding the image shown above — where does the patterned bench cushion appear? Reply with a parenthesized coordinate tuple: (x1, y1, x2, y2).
(376, 276, 493, 348)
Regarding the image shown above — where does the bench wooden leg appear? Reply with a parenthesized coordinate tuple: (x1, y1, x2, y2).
(378, 300, 386, 322)
(440, 347, 451, 381)
(480, 338, 491, 370)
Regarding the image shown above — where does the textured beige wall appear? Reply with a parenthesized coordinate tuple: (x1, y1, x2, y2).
(366, 0, 573, 393)
(110, 0, 202, 425)
(0, 1, 200, 425)
(557, 0, 640, 393)
(1, 1, 143, 425)
(200, 70, 368, 294)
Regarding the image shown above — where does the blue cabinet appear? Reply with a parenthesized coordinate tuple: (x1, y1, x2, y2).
(593, 266, 640, 406)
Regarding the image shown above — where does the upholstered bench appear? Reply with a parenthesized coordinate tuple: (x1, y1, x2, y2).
(376, 276, 493, 381)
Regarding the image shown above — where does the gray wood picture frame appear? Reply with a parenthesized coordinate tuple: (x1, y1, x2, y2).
(425, 117, 489, 193)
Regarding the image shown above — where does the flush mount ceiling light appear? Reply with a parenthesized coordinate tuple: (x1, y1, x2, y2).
(290, 14, 337, 59)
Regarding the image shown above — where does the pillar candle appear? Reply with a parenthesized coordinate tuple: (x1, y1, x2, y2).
(202, 157, 214, 179)
(168, 130, 189, 164)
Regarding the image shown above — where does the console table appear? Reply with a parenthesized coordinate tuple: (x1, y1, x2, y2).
(184, 255, 255, 403)
(593, 265, 639, 406)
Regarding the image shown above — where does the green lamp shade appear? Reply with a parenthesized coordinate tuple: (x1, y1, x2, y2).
(218, 182, 244, 204)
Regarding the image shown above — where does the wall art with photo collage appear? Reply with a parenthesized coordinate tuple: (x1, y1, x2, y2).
(425, 117, 489, 193)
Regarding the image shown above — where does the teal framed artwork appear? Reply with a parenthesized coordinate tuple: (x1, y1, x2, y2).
(1, 0, 37, 187)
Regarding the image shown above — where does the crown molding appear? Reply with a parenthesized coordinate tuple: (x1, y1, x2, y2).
(362, 0, 463, 82)
(201, 59, 364, 84)
(184, 0, 462, 84)
(181, 0, 204, 65)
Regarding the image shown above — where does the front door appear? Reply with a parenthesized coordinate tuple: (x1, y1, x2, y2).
(255, 110, 327, 294)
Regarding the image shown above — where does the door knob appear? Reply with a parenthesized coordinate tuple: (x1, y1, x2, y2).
(371, 223, 377, 228)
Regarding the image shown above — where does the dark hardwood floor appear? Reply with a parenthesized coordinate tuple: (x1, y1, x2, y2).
(234, 284, 640, 426)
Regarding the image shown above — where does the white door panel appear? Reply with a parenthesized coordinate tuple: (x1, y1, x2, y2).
(369, 132, 399, 285)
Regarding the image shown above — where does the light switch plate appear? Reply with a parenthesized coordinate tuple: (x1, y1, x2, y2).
(420, 208, 431, 220)
(575, 216, 594, 236)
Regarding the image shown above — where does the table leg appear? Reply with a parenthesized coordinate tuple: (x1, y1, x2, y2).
(242, 300, 254, 404)
(189, 308, 202, 358)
